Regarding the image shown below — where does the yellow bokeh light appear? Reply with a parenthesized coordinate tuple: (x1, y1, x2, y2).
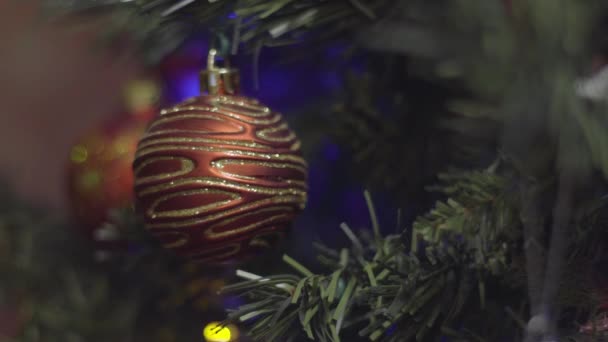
(78, 171, 102, 192)
(203, 322, 232, 342)
(70, 145, 88, 164)
(124, 79, 161, 112)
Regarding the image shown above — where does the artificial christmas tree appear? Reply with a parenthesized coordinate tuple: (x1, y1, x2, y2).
(3, 1, 608, 342)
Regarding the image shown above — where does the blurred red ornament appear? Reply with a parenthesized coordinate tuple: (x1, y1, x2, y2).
(66, 78, 161, 235)
(0, 305, 27, 340)
(133, 50, 307, 264)
(580, 313, 608, 334)
(0, 293, 31, 340)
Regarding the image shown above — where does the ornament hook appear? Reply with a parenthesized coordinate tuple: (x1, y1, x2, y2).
(201, 49, 240, 95)
(208, 49, 219, 70)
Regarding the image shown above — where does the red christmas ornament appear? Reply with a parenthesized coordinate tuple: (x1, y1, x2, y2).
(66, 78, 160, 234)
(0, 300, 29, 341)
(133, 50, 308, 264)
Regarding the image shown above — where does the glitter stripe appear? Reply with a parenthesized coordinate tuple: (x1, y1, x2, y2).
(211, 159, 308, 188)
(155, 231, 190, 248)
(135, 144, 308, 166)
(290, 140, 302, 151)
(205, 206, 293, 239)
(133, 156, 196, 185)
(147, 189, 242, 219)
(256, 123, 297, 143)
(138, 136, 273, 150)
(146, 195, 305, 229)
(138, 177, 306, 198)
(149, 113, 245, 134)
(211, 159, 307, 175)
(160, 106, 281, 125)
(211, 96, 271, 116)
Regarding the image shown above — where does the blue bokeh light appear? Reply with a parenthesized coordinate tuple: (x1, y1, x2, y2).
(256, 68, 292, 103)
(320, 71, 340, 91)
(171, 72, 200, 101)
(323, 142, 341, 162)
(222, 295, 244, 310)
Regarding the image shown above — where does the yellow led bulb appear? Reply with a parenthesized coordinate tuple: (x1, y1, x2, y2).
(203, 322, 232, 342)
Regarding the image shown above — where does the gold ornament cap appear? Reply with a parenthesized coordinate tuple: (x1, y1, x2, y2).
(200, 49, 240, 95)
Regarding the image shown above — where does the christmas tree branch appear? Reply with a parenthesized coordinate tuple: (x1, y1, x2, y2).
(48, 0, 392, 62)
(223, 169, 518, 341)
(530, 174, 577, 339)
(519, 179, 547, 316)
(412, 168, 515, 271)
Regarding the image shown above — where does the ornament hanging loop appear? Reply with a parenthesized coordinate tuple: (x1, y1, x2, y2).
(200, 49, 240, 95)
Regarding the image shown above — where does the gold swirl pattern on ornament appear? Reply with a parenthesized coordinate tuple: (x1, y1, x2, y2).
(138, 177, 305, 198)
(148, 113, 245, 134)
(146, 195, 305, 229)
(211, 159, 307, 175)
(137, 95, 307, 245)
(205, 214, 290, 241)
(255, 123, 296, 143)
(160, 106, 183, 115)
(204, 206, 293, 240)
(210, 96, 271, 117)
(155, 231, 190, 248)
(144, 129, 255, 138)
(211, 159, 307, 187)
(159, 97, 199, 114)
(133, 156, 196, 185)
(161, 106, 282, 126)
(207, 174, 306, 188)
(137, 136, 272, 150)
(290, 140, 302, 151)
(188, 243, 241, 262)
(148, 189, 242, 219)
(135, 145, 308, 167)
